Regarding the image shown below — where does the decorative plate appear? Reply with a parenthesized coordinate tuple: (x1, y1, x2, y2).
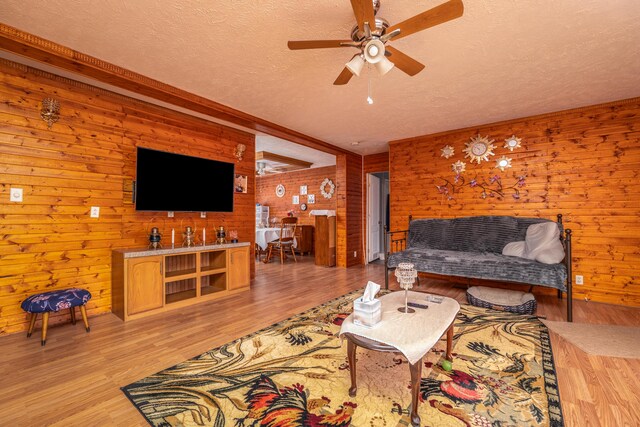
(275, 184, 285, 198)
(320, 178, 335, 199)
(504, 135, 522, 151)
(464, 135, 496, 164)
(300, 203, 307, 211)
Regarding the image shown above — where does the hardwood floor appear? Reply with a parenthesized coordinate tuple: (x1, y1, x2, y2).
(1, 256, 638, 426)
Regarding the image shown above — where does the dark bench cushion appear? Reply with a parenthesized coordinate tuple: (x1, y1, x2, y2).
(21, 288, 92, 313)
(408, 216, 557, 254)
(387, 248, 567, 290)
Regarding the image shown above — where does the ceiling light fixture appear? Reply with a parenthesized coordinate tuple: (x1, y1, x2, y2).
(364, 39, 385, 64)
(346, 54, 365, 76)
(344, 38, 394, 80)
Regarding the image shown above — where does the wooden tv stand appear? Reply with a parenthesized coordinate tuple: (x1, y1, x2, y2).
(112, 242, 250, 321)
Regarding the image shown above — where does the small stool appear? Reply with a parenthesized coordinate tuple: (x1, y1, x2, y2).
(21, 288, 92, 346)
(466, 286, 537, 315)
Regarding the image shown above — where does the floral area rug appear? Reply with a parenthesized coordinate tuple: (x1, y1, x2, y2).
(122, 290, 563, 426)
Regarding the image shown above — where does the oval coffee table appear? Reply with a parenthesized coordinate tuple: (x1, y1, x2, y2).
(340, 291, 460, 427)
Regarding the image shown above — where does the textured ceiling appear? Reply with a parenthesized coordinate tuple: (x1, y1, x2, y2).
(2, 0, 640, 155)
(256, 136, 336, 169)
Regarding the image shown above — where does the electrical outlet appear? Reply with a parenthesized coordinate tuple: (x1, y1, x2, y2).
(353, 251, 357, 258)
(10, 188, 23, 202)
(200, 212, 206, 218)
(90, 206, 100, 218)
(575, 275, 584, 285)
(167, 211, 174, 218)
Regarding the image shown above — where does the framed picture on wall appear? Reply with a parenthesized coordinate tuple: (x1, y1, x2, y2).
(292, 195, 299, 204)
(300, 185, 307, 195)
(234, 174, 247, 193)
(307, 194, 315, 204)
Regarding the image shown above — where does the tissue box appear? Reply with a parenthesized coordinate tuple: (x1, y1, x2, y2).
(353, 296, 381, 327)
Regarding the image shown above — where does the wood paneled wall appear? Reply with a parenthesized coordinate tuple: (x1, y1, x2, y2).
(0, 59, 255, 335)
(389, 98, 640, 307)
(363, 152, 389, 175)
(255, 166, 336, 226)
(336, 154, 363, 267)
(362, 152, 390, 263)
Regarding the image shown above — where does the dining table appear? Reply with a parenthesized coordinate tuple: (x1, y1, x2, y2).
(255, 227, 281, 251)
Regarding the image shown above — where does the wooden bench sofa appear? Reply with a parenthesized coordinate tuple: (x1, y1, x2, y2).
(385, 215, 573, 321)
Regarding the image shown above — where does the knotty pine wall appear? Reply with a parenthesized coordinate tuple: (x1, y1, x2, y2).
(255, 166, 336, 226)
(337, 153, 363, 267)
(0, 59, 256, 335)
(363, 152, 390, 175)
(389, 98, 640, 307)
(363, 152, 390, 262)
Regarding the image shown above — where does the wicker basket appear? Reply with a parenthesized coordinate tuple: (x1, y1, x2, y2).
(466, 286, 537, 315)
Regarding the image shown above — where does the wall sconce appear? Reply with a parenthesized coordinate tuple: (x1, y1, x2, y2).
(40, 98, 60, 129)
(234, 143, 246, 161)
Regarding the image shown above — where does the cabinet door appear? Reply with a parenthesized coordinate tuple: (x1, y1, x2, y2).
(227, 247, 250, 290)
(127, 256, 163, 316)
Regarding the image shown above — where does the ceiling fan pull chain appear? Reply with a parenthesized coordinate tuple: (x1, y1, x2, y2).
(367, 64, 374, 104)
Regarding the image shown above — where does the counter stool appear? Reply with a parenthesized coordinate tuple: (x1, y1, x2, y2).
(21, 288, 92, 346)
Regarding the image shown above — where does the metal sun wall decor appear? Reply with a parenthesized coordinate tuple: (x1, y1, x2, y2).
(463, 134, 496, 164)
(440, 145, 455, 159)
(437, 133, 525, 202)
(504, 135, 522, 151)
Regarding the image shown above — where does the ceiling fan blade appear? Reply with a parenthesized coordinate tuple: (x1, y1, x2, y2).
(288, 40, 353, 50)
(386, 0, 464, 41)
(386, 46, 425, 76)
(350, 0, 377, 33)
(334, 67, 354, 85)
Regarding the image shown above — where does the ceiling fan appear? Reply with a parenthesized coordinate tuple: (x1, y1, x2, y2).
(287, 0, 464, 85)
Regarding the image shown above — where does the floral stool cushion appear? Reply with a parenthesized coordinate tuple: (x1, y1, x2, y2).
(21, 288, 92, 313)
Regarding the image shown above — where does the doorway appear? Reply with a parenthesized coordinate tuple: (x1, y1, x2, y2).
(366, 172, 389, 263)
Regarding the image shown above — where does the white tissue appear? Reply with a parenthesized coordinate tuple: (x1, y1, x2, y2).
(362, 281, 381, 302)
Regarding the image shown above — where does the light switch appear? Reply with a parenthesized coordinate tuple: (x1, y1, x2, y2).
(200, 212, 206, 218)
(167, 211, 175, 218)
(10, 188, 23, 202)
(90, 206, 100, 218)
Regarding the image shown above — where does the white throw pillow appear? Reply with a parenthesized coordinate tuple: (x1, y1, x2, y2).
(524, 222, 565, 264)
(502, 241, 526, 257)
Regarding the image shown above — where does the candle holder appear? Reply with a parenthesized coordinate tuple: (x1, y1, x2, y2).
(216, 226, 226, 244)
(148, 227, 162, 249)
(395, 262, 418, 313)
(183, 226, 196, 247)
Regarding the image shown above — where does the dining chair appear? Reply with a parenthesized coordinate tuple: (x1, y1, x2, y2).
(255, 243, 267, 262)
(265, 217, 298, 264)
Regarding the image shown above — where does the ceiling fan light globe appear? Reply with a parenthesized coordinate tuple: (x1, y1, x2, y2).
(374, 57, 394, 75)
(346, 55, 365, 76)
(364, 39, 385, 64)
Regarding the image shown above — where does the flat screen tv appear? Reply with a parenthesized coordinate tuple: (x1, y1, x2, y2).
(135, 147, 234, 212)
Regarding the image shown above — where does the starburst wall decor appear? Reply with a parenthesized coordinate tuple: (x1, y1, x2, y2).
(440, 145, 455, 159)
(463, 135, 496, 164)
(436, 133, 526, 202)
(504, 135, 522, 151)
